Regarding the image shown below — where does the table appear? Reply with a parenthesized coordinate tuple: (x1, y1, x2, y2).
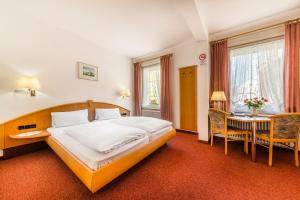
(9, 130, 50, 139)
(227, 116, 271, 162)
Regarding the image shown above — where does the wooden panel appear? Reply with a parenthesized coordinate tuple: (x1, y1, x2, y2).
(179, 66, 197, 132)
(3, 102, 89, 149)
(9, 131, 50, 139)
(0, 100, 130, 149)
(0, 125, 4, 149)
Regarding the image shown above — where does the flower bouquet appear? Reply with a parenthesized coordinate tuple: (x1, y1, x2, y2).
(244, 97, 268, 116)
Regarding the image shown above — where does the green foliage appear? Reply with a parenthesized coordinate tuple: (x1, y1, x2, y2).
(244, 97, 268, 110)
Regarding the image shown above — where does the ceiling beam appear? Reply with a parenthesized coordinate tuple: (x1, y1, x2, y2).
(175, 0, 208, 41)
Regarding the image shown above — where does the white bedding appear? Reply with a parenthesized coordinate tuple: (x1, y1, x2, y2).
(110, 117, 172, 133)
(47, 117, 174, 170)
(56, 121, 146, 154)
(48, 127, 149, 170)
(148, 126, 173, 141)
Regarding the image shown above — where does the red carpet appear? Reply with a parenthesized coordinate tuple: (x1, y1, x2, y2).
(1, 133, 300, 200)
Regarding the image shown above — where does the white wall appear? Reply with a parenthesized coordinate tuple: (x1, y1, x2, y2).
(0, 10, 133, 123)
(172, 40, 210, 141)
(133, 39, 210, 141)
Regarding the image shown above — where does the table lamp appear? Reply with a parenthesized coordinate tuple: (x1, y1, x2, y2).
(211, 91, 226, 110)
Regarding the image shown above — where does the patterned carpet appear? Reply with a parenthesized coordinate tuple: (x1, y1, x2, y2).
(1, 133, 300, 200)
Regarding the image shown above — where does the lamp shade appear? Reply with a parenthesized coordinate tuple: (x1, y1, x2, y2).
(120, 89, 130, 98)
(18, 77, 40, 90)
(211, 91, 226, 101)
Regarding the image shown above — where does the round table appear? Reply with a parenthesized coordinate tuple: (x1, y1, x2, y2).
(227, 116, 271, 162)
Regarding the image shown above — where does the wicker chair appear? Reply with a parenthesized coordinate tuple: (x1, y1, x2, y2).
(256, 113, 300, 167)
(209, 108, 249, 155)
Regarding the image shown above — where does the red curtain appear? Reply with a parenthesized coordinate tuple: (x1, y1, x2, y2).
(134, 62, 142, 116)
(284, 21, 300, 112)
(160, 55, 173, 121)
(210, 40, 230, 111)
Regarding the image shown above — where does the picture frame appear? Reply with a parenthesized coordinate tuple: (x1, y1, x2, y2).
(78, 62, 98, 81)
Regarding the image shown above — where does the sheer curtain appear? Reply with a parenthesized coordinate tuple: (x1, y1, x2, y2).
(152, 70, 160, 104)
(142, 65, 160, 108)
(230, 39, 284, 113)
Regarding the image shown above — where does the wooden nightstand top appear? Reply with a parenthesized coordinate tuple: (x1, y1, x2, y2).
(9, 131, 50, 140)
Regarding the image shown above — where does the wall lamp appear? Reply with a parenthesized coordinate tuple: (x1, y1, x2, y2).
(120, 89, 131, 99)
(15, 77, 40, 96)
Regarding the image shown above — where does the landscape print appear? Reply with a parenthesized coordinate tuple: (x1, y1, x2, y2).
(78, 62, 98, 81)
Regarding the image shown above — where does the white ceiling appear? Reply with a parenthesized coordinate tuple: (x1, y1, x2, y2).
(4, 0, 193, 58)
(197, 0, 300, 34)
(2, 0, 300, 57)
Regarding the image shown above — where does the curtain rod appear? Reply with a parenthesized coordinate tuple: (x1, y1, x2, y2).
(134, 54, 173, 64)
(229, 35, 284, 49)
(212, 17, 300, 43)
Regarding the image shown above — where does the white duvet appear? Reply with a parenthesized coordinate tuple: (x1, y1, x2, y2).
(110, 117, 172, 133)
(62, 121, 146, 154)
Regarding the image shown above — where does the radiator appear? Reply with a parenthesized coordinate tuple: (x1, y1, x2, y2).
(141, 109, 161, 119)
(227, 119, 270, 131)
(227, 119, 294, 149)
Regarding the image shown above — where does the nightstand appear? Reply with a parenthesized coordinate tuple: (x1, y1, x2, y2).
(1, 131, 50, 158)
(9, 131, 50, 140)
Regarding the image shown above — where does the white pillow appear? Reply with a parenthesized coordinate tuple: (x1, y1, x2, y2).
(51, 109, 89, 128)
(95, 108, 121, 121)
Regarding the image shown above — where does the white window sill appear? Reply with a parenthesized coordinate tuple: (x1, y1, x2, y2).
(142, 107, 160, 111)
(232, 112, 280, 116)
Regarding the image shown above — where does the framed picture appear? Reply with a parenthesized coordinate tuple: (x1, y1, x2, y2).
(78, 62, 98, 81)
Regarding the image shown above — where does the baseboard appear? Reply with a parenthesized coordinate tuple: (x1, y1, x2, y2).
(198, 139, 209, 144)
(176, 129, 198, 135)
(176, 129, 209, 143)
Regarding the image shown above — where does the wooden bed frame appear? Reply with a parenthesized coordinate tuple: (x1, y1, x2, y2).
(0, 100, 176, 193)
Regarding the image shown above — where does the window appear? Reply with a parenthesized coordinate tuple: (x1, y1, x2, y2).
(230, 39, 284, 113)
(142, 64, 160, 109)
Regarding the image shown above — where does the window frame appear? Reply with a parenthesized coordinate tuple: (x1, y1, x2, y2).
(141, 63, 161, 110)
(228, 36, 284, 113)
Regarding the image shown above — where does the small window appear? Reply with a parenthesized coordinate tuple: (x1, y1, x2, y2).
(142, 64, 160, 109)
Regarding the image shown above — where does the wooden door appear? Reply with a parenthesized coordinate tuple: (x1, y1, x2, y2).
(179, 66, 197, 132)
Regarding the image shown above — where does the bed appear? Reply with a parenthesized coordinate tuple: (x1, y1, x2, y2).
(1, 100, 176, 193)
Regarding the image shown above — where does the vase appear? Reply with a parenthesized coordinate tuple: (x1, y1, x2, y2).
(251, 108, 258, 116)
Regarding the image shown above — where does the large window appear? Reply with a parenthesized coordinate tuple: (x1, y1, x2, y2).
(142, 64, 161, 109)
(230, 39, 284, 113)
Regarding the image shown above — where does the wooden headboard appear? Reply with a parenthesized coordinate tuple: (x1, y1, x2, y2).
(0, 100, 130, 149)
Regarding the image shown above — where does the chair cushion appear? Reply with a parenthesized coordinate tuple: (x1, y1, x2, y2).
(256, 130, 296, 139)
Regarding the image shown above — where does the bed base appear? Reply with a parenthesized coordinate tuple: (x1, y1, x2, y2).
(46, 129, 176, 193)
